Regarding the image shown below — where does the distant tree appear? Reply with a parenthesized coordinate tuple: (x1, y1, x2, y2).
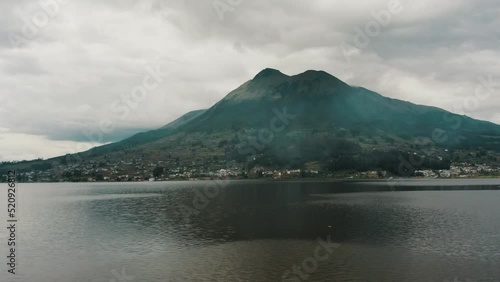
(31, 162, 52, 171)
(153, 166, 164, 178)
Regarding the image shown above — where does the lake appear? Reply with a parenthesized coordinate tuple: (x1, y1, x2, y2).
(1, 179, 499, 282)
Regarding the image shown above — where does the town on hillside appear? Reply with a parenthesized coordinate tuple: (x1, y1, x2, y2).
(3, 157, 499, 183)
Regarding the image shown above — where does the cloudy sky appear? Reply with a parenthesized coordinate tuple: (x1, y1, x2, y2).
(0, 0, 499, 161)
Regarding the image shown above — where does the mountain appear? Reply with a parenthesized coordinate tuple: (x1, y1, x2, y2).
(89, 109, 207, 154)
(3, 69, 500, 180)
(180, 68, 500, 147)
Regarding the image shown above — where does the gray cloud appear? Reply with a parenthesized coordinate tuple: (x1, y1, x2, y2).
(0, 0, 499, 161)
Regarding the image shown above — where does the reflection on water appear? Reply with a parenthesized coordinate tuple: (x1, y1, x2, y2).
(0, 180, 499, 281)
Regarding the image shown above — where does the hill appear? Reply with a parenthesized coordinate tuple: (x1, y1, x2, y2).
(2, 69, 500, 181)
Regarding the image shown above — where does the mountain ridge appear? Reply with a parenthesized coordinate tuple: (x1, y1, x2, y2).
(2, 68, 499, 181)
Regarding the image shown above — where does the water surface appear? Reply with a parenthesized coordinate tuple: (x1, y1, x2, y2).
(1, 180, 499, 281)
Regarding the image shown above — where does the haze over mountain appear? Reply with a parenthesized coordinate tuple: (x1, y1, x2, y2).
(92, 68, 500, 152)
(3, 69, 500, 178)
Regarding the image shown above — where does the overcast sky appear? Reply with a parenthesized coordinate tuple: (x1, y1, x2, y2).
(0, 0, 499, 161)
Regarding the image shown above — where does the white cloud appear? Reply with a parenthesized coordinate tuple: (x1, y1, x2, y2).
(0, 0, 499, 161)
(0, 130, 97, 162)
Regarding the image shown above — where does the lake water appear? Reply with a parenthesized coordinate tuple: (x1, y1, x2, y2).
(1, 179, 499, 282)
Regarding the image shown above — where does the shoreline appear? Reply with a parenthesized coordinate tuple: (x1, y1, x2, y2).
(8, 177, 500, 185)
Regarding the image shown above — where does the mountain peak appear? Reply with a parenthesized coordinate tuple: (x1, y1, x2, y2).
(253, 68, 287, 80)
(252, 68, 346, 86)
(290, 69, 348, 89)
(296, 69, 332, 78)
